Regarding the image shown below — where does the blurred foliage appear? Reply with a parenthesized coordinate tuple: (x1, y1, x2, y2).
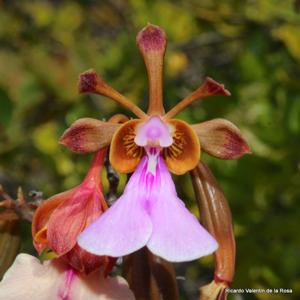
(0, 0, 300, 299)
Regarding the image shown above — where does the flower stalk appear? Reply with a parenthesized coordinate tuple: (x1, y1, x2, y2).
(191, 162, 236, 300)
(123, 247, 179, 300)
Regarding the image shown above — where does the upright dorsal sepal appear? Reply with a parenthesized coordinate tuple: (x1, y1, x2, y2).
(137, 24, 167, 116)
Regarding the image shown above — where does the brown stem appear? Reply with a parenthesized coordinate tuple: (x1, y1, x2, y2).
(0, 220, 21, 279)
(151, 255, 179, 300)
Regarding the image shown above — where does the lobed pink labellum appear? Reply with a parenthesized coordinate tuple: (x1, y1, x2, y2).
(78, 156, 218, 262)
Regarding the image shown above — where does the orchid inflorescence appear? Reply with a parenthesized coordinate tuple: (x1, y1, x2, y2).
(0, 24, 250, 300)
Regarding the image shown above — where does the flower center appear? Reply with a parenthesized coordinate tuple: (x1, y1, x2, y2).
(135, 116, 173, 175)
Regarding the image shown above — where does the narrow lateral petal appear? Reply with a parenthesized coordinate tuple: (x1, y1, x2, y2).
(163, 119, 200, 175)
(60, 118, 120, 153)
(147, 157, 218, 262)
(164, 77, 230, 119)
(192, 118, 251, 159)
(110, 119, 144, 173)
(78, 159, 152, 257)
(0, 254, 134, 300)
(79, 69, 147, 118)
(137, 24, 167, 115)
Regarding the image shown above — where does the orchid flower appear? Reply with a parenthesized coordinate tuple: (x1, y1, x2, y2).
(60, 24, 250, 262)
(0, 254, 134, 300)
(32, 148, 114, 274)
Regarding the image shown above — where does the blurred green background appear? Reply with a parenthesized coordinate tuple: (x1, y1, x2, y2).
(0, 0, 300, 299)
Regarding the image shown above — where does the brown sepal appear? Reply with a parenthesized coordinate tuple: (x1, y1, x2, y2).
(60, 118, 120, 153)
(192, 118, 251, 160)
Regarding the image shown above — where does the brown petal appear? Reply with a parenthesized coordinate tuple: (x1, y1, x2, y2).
(163, 119, 200, 175)
(137, 24, 167, 115)
(191, 162, 236, 291)
(79, 69, 147, 119)
(32, 189, 75, 254)
(192, 118, 251, 159)
(110, 119, 144, 173)
(60, 118, 120, 153)
(164, 77, 230, 119)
